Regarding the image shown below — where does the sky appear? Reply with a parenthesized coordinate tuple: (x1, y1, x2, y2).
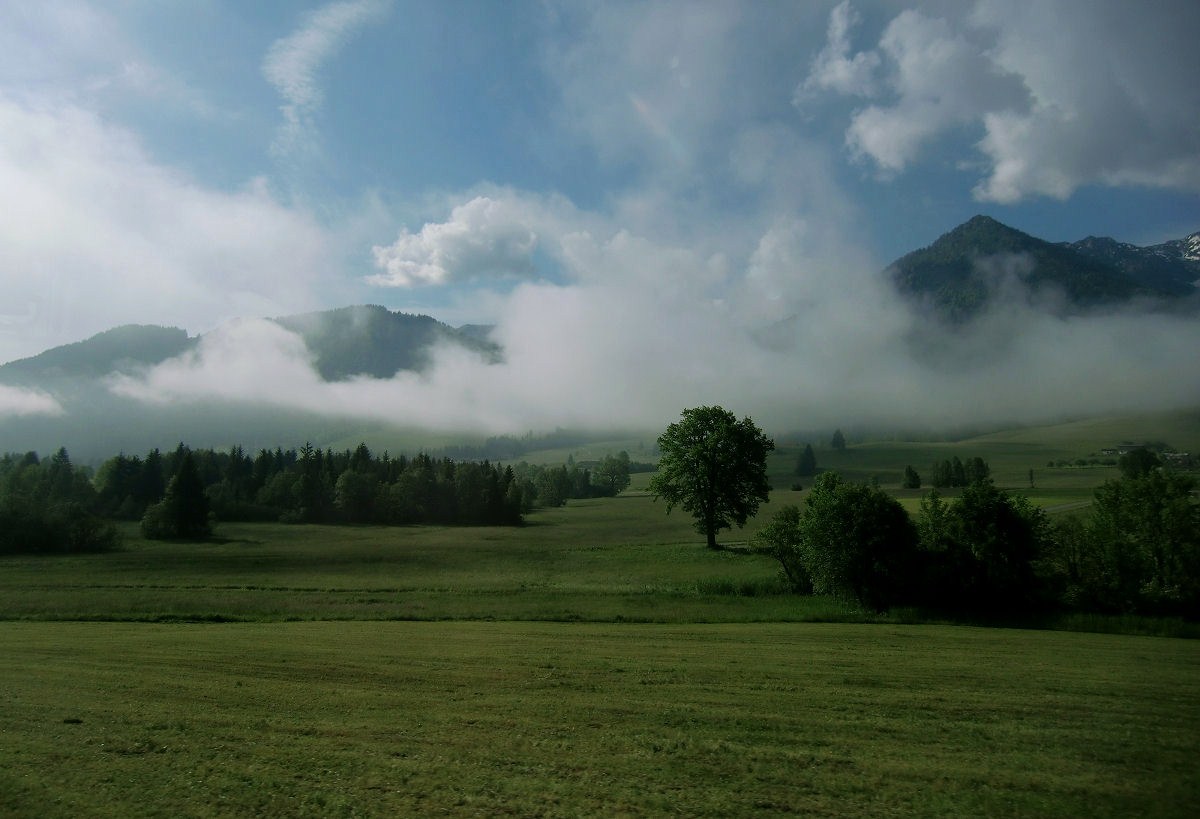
(1, 0, 1199, 433)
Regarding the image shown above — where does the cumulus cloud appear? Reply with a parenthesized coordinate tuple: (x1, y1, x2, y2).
(0, 93, 332, 364)
(370, 197, 541, 287)
(842, 7, 1026, 173)
(803, 0, 1200, 200)
(796, 1, 880, 100)
(0, 384, 64, 418)
(263, 0, 390, 161)
(970, 0, 1200, 202)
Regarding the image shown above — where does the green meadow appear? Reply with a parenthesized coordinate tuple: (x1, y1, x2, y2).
(3, 622, 1198, 817)
(2, 411, 1198, 816)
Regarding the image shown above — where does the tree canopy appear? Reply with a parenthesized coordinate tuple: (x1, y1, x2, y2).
(648, 406, 774, 549)
(795, 472, 918, 611)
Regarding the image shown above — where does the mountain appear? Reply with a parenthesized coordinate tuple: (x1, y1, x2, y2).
(273, 305, 500, 380)
(0, 325, 192, 385)
(456, 324, 497, 344)
(0, 306, 500, 460)
(1066, 234, 1199, 296)
(0, 306, 498, 385)
(886, 215, 1200, 323)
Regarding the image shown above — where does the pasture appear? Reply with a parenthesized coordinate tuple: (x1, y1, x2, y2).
(0, 498, 855, 624)
(2, 622, 1198, 817)
(2, 410, 1198, 815)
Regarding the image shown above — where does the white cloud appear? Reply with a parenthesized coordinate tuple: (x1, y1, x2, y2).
(0, 92, 332, 364)
(263, 0, 390, 161)
(370, 197, 542, 287)
(0, 384, 64, 418)
(970, 0, 1200, 202)
(110, 319, 325, 408)
(843, 7, 1026, 173)
(803, 0, 1200, 200)
(796, 1, 880, 100)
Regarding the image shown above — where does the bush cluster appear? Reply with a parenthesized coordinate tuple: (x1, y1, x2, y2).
(755, 467, 1199, 618)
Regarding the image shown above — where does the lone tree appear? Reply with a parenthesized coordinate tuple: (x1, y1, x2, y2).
(648, 406, 774, 549)
(831, 429, 846, 451)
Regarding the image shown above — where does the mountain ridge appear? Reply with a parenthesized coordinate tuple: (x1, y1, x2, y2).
(0, 324, 192, 383)
(0, 306, 503, 460)
(0, 306, 498, 383)
(886, 215, 1200, 323)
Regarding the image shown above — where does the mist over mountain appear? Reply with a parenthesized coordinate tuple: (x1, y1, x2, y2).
(0, 307, 498, 460)
(2, 218, 1198, 462)
(0, 306, 497, 385)
(887, 215, 1200, 323)
(272, 305, 500, 380)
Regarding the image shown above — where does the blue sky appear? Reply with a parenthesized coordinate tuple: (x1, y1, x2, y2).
(2, 1, 1198, 431)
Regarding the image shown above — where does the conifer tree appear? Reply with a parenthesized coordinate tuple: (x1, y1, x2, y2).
(141, 451, 211, 539)
(796, 444, 818, 477)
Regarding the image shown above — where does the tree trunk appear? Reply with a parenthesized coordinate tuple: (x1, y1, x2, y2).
(706, 527, 719, 550)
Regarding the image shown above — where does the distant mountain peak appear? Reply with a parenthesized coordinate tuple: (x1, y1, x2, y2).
(960, 213, 1007, 229)
(887, 217, 1199, 324)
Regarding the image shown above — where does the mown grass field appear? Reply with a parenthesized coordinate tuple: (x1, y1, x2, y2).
(3, 622, 1198, 817)
(2, 410, 1198, 816)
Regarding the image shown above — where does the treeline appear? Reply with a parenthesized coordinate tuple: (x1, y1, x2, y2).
(754, 450, 1198, 618)
(96, 443, 527, 531)
(898, 457, 991, 489)
(0, 449, 119, 554)
(796, 448, 991, 492)
(96, 443, 636, 535)
(2, 441, 640, 551)
(510, 452, 634, 507)
(927, 456, 990, 488)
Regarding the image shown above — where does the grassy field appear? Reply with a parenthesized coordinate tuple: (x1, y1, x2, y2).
(2, 621, 1198, 817)
(3, 411, 1198, 815)
(0, 498, 855, 623)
